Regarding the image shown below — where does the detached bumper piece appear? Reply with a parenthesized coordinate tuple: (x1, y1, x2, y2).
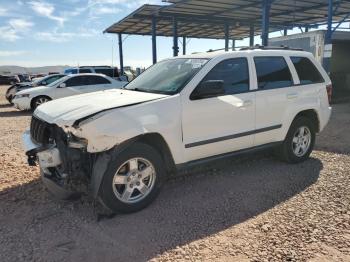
(41, 169, 81, 200)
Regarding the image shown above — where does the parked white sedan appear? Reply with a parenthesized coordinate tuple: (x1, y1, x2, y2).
(12, 73, 128, 110)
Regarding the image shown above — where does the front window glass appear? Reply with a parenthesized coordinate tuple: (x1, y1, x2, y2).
(201, 58, 250, 95)
(125, 58, 208, 95)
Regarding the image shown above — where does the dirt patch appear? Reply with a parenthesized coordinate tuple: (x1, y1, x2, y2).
(0, 85, 349, 262)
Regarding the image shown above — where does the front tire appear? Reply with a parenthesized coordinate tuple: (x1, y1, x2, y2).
(31, 96, 51, 110)
(99, 143, 166, 213)
(278, 117, 316, 163)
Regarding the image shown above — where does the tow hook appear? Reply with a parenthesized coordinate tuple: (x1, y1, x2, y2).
(27, 154, 37, 166)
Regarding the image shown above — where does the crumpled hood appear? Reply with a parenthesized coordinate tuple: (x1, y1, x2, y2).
(34, 89, 168, 127)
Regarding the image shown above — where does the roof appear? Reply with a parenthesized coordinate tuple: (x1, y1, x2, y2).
(104, 0, 350, 40)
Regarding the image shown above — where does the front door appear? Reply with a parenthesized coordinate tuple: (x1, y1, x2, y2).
(181, 57, 256, 162)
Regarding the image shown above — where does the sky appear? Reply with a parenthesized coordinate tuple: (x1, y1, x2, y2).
(0, 0, 348, 69)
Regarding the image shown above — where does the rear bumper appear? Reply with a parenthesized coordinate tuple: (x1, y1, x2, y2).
(319, 106, 332, 132)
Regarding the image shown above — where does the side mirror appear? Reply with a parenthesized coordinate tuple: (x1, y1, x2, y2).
(59, 83, 66, 88)
(41, 81, 47, 85)
(191, 80, 225, 100)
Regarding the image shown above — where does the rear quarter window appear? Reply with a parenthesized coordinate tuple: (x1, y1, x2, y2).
(94, 68, 115, 77)
(291, 57, 325, 85)
(254, 56, 293, 90)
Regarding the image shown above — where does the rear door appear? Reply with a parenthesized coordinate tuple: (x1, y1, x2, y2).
(253, 55, 297, 146)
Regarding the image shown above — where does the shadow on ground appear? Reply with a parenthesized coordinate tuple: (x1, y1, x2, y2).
(0, 104, 12, 108)
(0, 109, 31, 117)
(0, 152, 323, 261)
(315, 102, 350, 155)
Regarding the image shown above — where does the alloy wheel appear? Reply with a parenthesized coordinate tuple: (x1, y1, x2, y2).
(112, 157, 156, 204)
(292, 126, 311, 157)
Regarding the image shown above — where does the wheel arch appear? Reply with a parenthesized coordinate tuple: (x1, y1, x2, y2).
(91, 132, 176, 198)
(30, 95, 52, 110)
(292, 109, 320, 132)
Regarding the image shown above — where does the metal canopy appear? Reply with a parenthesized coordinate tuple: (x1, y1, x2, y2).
(104, 0, 350, 40)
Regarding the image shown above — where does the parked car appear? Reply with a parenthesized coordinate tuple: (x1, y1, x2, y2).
(22, 48, 332, 213)
(64, 66, 120, 79)
(6, 74, 66, 103)
(16, 74, 31, 82)
(13, 73, 127, 110)
(0, 75, 19, 85)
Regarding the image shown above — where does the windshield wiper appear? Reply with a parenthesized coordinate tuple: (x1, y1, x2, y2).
(125, 87, 172, 95)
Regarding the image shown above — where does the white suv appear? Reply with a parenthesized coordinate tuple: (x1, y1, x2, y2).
(23, 48, 332, 213)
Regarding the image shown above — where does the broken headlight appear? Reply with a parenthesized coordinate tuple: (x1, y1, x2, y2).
(67, 133, 88, 149)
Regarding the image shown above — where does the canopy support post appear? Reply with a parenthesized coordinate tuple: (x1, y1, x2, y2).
(183, 36, 186, 55)
(323, 0, 334, 73)
(232, 39, 235, 51)
(173, 17, 179, 57)
(151, 16, 157, 64)
(262, 0, 271, 46)
(224, 23, 229, 51)
(249, 24, 254, 46)
(118, 33, 124, 75)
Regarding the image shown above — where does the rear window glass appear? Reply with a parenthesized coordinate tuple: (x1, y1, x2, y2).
(65, 76, 87, 87)
(87, 75, 111, 85)
(291, 57, 324, 85)
(254, 56, 293, 89)
(79, 69, 92, 73)
(95, 68, 115, 77)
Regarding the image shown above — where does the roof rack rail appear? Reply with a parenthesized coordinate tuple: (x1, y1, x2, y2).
(79, 65, 112, 68)
(240, 45, 303, 51)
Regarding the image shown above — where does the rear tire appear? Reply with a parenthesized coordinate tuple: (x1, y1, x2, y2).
(99, 142, 166, 213)
(277, 117, 316, 163)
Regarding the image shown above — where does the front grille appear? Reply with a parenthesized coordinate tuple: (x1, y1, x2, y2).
(30, 116, 51, 144)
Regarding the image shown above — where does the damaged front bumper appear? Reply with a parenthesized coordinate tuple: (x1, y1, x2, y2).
(22, 129, 56, 166)
(22, 129, 85, 199)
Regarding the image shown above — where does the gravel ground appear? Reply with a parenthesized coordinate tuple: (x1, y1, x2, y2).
(0, 85, 349, 262)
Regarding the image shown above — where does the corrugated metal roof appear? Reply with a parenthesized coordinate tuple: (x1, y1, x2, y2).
(104, 0, 350, 39)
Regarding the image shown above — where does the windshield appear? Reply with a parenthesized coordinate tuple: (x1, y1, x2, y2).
(47, 75, 69, 87)
(124, 58, 208, 95)
(32, 77, 44, 85)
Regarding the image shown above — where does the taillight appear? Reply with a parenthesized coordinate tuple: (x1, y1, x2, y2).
(326, 84, 333, 104)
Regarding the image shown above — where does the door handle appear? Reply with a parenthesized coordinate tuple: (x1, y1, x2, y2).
(287, 93, 298, 99)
